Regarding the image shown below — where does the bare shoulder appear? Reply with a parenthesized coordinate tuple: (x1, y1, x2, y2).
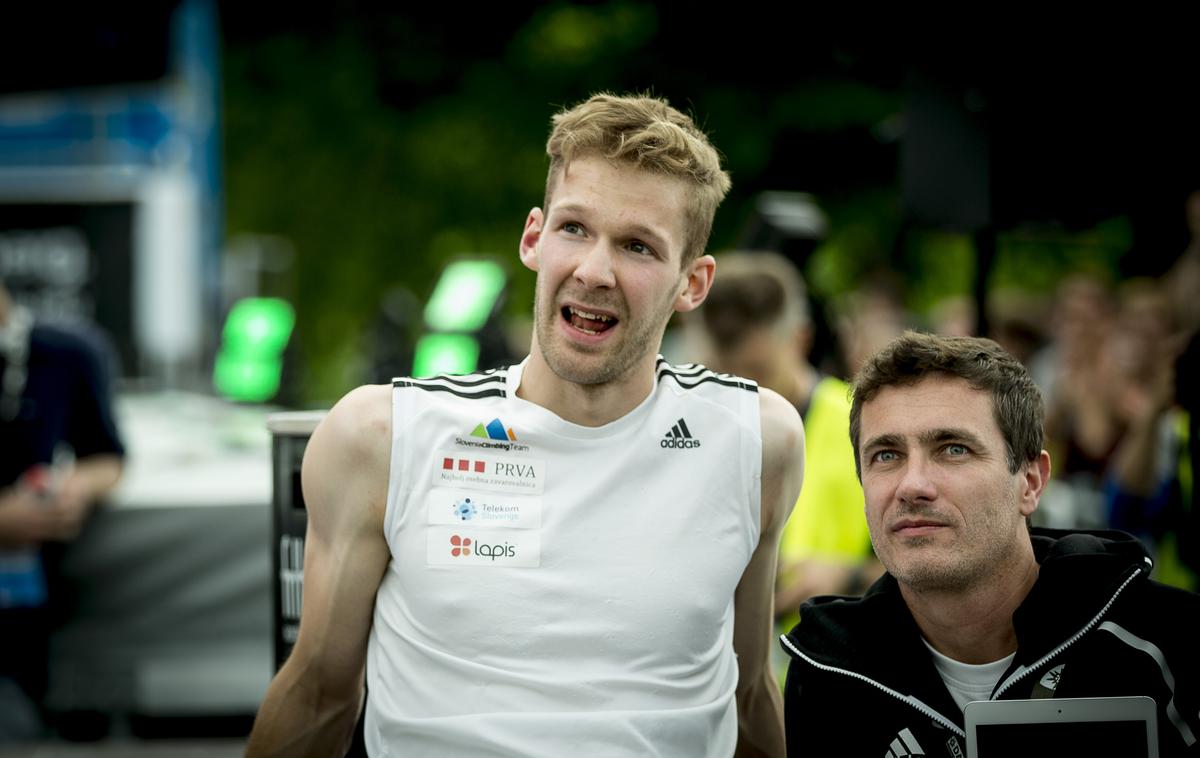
(758, 386, 804, 463)
(319, 384, 391, 451)
(303, 383, 393, 528)
(757, 387, 805, 532)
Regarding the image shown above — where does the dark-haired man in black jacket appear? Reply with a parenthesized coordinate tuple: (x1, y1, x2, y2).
(782, 331, 1200, 757)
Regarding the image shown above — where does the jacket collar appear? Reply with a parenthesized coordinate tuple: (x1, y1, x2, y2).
(1012, 528, 1150, 665)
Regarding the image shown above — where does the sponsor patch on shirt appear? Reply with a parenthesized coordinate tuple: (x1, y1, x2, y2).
(428, 489, 542, 529)
(426, 526, 541, 568)
(433, 452, 544, 494)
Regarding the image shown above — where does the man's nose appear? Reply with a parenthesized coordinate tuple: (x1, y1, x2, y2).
(573, 242, 617, 289)
(895, 456, 937, 504)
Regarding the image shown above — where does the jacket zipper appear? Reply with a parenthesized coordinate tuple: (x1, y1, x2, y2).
(779, 634, 965, 739)
(992, 559, 1149, 699)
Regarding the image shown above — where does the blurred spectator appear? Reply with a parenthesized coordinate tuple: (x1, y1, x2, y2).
(1105, 326, 1199, 591)
(1162, 190, 1200, 335)
(698, 252, 881, 629)
(1108, 279, 1177, 424)
(834, 271, 909, 377)
(1029, 273, 1120, 526)
(987, 289, 1049, 368)
(929, 294, 976, 337)
(0, 279, 125, 741)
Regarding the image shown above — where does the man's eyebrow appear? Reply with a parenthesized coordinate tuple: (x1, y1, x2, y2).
(918, 428, 987, 449)
(550, 202, 591, 218)
(861, 433, 903, 454)
(548, 203, 671, 246)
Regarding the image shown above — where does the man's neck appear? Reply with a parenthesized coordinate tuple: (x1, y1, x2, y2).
(901, 547, 1040, 665)
(516, 348, 657, 427)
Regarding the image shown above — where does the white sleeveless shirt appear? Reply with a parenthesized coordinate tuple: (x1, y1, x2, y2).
(364, 357, 762, 757)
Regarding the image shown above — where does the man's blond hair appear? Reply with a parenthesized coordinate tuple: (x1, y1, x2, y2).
(544, 93, 731, 266)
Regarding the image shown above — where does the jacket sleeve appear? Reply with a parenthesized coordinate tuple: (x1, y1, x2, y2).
(1115, 581, 1200, 756)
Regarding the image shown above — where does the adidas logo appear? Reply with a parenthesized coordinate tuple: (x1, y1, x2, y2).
(661, 418, 701, 449)
(885, 727, 926, 757)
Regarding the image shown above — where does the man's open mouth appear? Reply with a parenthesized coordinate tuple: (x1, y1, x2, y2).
(562, 306, 617, 336)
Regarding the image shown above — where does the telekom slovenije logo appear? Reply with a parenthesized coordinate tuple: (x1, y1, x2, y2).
(450, 534, 472, 557)
(443, 457, 486, 473)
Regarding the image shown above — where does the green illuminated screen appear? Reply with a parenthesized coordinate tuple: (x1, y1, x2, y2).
(214, 354, 284, 403)
(214, 297, 296, 402)
(423, 260, 506, 332)
(222, 298, 295, 353)
(412, 334, 480, 377)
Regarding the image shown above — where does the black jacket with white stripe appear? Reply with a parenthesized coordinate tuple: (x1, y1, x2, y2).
(781, 528, 1200, 757)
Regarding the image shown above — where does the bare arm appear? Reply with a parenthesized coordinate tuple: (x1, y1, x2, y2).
(734, 388, 804, 758)
(54, 454, 124, 531)
(246, 385, 393, 758)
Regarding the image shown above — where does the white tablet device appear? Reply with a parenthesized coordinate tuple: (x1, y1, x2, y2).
(964, 696, 1158, 758)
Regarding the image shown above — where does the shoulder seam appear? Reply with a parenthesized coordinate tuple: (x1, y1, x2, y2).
(395, 371, 506, 388)
(656, 364, 758, 393)
(393, 378, 507, 399)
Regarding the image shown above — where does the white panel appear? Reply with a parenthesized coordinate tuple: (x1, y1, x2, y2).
(134, 169, 201, 374)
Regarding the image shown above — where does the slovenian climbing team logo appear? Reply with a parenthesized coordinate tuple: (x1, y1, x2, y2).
(473, 418, 517, 441)
(455, 418, 530, 453)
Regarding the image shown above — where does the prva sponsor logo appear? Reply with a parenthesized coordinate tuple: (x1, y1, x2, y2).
(444, 457, 486, 473)
(493, 461, 536, 479)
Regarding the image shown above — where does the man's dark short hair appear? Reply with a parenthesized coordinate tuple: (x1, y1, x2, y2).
(848, 331, 1044, 477)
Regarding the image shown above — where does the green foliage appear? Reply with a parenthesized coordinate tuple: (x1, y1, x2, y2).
(218, 7, 940, 403)
(806, 189, 903, 299)
(992, 216, 1132, 294)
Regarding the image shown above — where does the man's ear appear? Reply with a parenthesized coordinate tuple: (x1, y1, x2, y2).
(519, 208, 544, 272)
(1018, 450, 1052, 518)
(673, 254, 716, 313)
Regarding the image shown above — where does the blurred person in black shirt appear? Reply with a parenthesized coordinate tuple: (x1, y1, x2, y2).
(0, 279, 124, 741)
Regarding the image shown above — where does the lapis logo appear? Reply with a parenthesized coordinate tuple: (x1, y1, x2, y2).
(471, 418, 517, 442)
(450, 534, 472, 557)
(452, 498, 477, 521)
(449, 533, 516, 560)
